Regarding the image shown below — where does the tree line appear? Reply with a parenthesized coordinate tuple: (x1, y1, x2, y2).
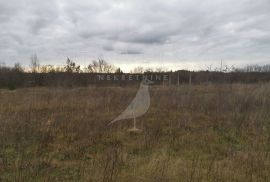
(1, 55, 270, 74)
(0, 55, 270, 89)
(0, 55, 123, 74)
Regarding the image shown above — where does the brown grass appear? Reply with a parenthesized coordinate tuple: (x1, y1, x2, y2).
(0, 83, 270, 181)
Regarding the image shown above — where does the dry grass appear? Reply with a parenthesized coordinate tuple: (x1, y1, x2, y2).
(0, 83, 270, 181)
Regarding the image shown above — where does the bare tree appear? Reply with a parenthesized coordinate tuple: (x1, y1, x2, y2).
(13, 62, 23, 72)
(115, 67, 123, 73)
(87, 59, 115, 73)
(30, 54, 40, 73)
(235, 64, 270, 73)
(40, 65, 57, 73)
(64, 57, 80, 73)
(130, 66, 144, 73)
(144, 68, 154, 73)
(155, 67, 168, 72)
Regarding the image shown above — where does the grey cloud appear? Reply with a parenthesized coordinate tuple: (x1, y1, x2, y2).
(102, 43, 143, 55)
(120, 50, 143, 55)
(103, 45, 114, 51)
(0, 0, 270, 68)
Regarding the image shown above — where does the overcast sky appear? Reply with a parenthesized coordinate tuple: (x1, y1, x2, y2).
(0, 0, 269, 71)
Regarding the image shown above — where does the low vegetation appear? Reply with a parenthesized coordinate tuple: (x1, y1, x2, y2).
(0, 83, 270, 181)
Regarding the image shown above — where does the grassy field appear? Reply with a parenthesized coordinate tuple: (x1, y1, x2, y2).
(0, 83, 270, 181)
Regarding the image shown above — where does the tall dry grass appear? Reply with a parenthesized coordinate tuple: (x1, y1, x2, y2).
(0, 83, 270, 181)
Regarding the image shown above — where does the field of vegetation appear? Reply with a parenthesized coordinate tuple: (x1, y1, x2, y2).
(0, 83, 270, 181)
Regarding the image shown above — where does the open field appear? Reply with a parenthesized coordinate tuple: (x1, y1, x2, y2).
(0, 83, 270, 181)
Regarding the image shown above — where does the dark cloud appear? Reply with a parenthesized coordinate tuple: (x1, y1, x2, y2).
(0, 0, 270, 70)
(120, 50, 143, 55)
(103, 45, 114, 52)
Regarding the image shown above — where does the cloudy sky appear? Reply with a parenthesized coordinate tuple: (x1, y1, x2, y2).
(0, 0, 269, 71)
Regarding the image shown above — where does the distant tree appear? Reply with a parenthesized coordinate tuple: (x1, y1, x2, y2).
(64, 58, 80, 73)
(87, 59, 115, 73)
(87, 60, 99, 73)
(115, 67, 123, 74)
(205, 64, 213, 71)
(234, 64, 270, 73)
(262, 64, 270, 72)
(144, 68, 154, 73)
(40, 65, 57, 73)
(13, 62, 23, 72)
(130, 66, 144, 73)
(30, 54, 40, 73)
(155, 67, 168, 72)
